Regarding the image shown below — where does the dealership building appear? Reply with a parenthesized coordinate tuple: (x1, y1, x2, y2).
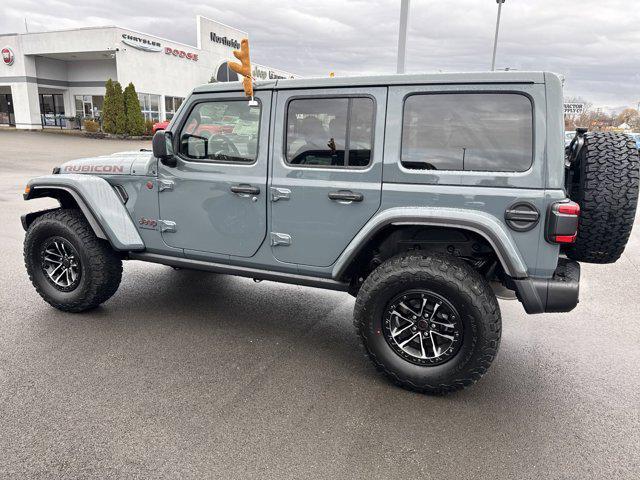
(0, 15, 296, 129)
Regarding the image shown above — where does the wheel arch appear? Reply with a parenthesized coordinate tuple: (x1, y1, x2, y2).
(332, 207, 529, 282)
(23, 174, 144, 252)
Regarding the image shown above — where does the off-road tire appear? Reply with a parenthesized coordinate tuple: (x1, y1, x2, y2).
(24, 209, 122, 312)
(566, 132, 639, 263)
(354, 252, 501, 395)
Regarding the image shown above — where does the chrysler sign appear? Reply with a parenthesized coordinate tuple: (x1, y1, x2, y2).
(121, 34, 163, 52)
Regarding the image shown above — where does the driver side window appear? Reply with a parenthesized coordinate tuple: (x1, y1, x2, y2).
(178, 99, 261, 163)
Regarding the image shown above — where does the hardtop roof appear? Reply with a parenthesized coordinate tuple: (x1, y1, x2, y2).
(192, 71, 550, 94)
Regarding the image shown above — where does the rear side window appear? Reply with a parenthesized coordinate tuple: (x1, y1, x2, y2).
(286, 97, 374, 168)
(401, 93, 533, 172)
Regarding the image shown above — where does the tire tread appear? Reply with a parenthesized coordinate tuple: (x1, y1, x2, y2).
(353, 252, 501, 395)
(24, 209, 122, 312)
(567, 132, 639, 263)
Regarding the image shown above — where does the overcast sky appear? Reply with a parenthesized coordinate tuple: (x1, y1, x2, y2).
(3, 0, 639, 109)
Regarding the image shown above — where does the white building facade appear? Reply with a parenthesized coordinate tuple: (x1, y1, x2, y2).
(0, 16, 295, 129)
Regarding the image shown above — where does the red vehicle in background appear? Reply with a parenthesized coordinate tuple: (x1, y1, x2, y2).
(152, 120, 170, 134)
(152, 119, 234, 136)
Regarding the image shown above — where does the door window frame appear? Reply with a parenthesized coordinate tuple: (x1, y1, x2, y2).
(281, 93, 377, 172)
(173, 96, 263, 166)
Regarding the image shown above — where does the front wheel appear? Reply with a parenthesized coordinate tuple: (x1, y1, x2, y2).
(24, 209, 123, 312)
(354, 252, 501, 394)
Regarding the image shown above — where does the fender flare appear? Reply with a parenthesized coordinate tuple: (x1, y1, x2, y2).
(332, 207, 529, 279)
(23, 174, 144, 251)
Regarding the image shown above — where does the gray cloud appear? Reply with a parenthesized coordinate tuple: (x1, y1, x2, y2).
(2, 0, 638, 107)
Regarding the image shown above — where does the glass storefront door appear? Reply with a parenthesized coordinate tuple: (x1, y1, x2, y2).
(0, 94, 14, 125)
(74, 95, 104, 119)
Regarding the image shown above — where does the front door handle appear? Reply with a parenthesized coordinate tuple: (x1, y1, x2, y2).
(230, 184, 260, 196)
(328, 190, 363, 203)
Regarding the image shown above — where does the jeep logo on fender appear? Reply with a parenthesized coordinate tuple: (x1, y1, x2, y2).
(63, 164, 125, 174)
(165, 47, 198, 61)
(138, 217, 158, 230)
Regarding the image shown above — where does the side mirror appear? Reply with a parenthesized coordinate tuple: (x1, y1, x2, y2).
(152, 130, 177, 167)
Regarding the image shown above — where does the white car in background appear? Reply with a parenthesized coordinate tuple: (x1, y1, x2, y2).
(565, 131, 575, 146)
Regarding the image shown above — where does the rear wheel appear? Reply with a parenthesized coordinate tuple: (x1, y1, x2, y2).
(24, 209, 122, 312)
(354, 252, 501, 394)
(566, 131, 639, 263)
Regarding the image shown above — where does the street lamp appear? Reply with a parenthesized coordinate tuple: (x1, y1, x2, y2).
(397, 0, 410, 74)
(491, 0, 506, 71)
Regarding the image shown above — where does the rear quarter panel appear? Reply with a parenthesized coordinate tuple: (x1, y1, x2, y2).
(381, 81, 562, 278)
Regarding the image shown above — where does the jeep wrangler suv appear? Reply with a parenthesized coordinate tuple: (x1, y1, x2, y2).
(22, 72, 639, 394)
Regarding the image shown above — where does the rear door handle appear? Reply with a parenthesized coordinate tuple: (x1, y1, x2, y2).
(328, 190, 363, 203)
(230, 184, 260, 196)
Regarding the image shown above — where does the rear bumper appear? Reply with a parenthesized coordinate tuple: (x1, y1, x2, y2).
(513, 258, 580, 314)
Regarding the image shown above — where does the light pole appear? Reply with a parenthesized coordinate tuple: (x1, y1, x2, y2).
(397, 0, 410, 74)
(491, 0, 506, 71)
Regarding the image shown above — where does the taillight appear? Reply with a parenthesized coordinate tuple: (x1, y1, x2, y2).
(557, 203, 580, 216)
(546, 200, 580, 244)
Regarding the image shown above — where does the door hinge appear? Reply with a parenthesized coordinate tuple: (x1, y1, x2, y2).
(158, 179, 174, 192)
(158, 220, 177, 233)
(270, 232, 291, 246)
(270, 187, 291, 202)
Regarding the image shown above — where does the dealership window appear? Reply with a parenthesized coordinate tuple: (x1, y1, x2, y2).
(164, 96, 184, 120)
(39, 93, 66, 127)
(178, 100, 261, 163)
(401, 93, 533, 172)
(74, 95, 104, 118)
(138, 93, 161, 122)
(286, 97, 374, 168)
(39, 94, 64, 115)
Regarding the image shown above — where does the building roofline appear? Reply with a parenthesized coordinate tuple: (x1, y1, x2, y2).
(5, 15, 249, 51)
(9, 25, 118, 36)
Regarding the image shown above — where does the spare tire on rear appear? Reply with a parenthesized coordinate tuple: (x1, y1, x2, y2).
(566, 131, 639, 263)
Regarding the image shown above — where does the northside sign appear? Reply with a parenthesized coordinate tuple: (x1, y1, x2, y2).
(210, 32, 240, 49)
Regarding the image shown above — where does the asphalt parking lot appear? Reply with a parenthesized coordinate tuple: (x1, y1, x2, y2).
(0, 129, 638, 479)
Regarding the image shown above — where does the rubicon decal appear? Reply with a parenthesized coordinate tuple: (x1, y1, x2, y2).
(63, 164, 125, 174)
(165, 47, 198, 61)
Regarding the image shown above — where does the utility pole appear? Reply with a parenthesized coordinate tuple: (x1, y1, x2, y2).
(397, 0, 410, 74)
(491, 0, 505, 71)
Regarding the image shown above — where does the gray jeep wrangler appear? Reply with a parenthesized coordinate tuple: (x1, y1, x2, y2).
(22, 72, 639, 394)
